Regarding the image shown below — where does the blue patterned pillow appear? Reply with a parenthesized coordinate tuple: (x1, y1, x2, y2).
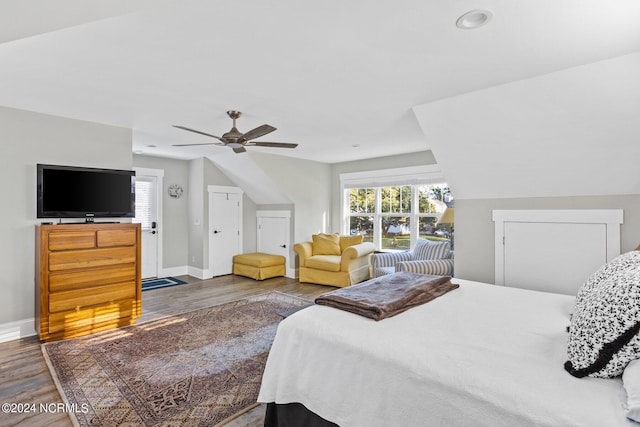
(413, 238, 451, 260)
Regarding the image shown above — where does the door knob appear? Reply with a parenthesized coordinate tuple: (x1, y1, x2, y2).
(151, 230, 156, 234)
(280, 244, 286, 248)
(213, 230, 221, 234)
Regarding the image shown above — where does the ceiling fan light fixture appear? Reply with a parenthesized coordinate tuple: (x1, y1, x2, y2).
(456, 9, 493, 30)
(172, 110, 297, 153)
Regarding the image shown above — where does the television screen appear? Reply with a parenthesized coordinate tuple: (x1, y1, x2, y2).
(37, 164, 135, 219)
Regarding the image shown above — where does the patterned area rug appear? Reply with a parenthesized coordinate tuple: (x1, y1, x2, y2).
(141, 276, 188, 291)
(42, 292, 310, 426)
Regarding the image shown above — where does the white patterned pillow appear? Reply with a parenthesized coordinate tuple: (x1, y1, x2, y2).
(413, 238, 451, 261)
(575, 251, 640, 307)
(565, 252, 640, 378)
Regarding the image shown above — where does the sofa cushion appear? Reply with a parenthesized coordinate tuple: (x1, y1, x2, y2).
(233, 252, 285, 268)
(312, 233, 341, 256)
(413, 238, 451, 260)
(397, 259, 454, 276)
(305, 255, 342, 272)
(373, 266, 397, 277)
(339, 235, 364, 253)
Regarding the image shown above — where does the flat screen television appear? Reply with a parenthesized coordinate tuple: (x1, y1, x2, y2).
(37, 164, 135, 220)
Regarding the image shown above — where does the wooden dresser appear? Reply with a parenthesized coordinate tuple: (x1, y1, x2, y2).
(35, 223, 141, 342)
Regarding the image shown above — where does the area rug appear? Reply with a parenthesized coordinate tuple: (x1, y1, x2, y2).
(141, 276, 188, 291)
(42, 292, 311, 427)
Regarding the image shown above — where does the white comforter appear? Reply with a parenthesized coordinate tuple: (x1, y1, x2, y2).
(258, 279, 632, 427)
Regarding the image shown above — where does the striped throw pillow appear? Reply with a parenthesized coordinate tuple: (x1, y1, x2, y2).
(413, 238, 451, 260)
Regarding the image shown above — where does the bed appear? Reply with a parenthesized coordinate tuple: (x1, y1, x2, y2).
(258, 274, 638, 426)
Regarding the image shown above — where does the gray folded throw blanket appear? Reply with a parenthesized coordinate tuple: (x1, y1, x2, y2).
(315, 272, 459, 320)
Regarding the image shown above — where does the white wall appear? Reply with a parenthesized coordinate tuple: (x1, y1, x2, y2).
(454, 195, 640, 284)
(187, 158, 205, 270)
(330, 151, 437, 232)
(132, 154, 189, 270)
(413, 53, 640, 286)
(0, 106, 132, 339)
(249, 152, 332, 245)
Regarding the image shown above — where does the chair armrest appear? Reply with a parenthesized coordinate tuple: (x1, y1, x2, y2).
(293, 242, 313, 267)
(396, 259, 454, 276)
(341, 242, 375, 271)
(342, 242, 375, 259)
(370, 251, 413, 270)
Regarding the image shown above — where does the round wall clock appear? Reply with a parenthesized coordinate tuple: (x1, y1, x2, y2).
(168, 184, 183, 198)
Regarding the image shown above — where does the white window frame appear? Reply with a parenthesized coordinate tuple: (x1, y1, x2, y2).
(340, 165, 448, 250)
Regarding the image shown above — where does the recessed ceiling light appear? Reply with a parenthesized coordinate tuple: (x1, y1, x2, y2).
(456, 9, 493, 29)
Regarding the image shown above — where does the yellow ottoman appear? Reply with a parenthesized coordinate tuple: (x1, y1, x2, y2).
(233, 252, 286, 280)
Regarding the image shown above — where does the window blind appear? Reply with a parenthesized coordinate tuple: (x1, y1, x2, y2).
(133, 180, 154, 230)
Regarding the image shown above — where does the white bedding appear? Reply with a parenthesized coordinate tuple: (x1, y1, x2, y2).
(258, 279, 633, 426)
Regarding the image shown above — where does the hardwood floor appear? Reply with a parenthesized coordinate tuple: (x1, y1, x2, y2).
(0, 274, 335, 427)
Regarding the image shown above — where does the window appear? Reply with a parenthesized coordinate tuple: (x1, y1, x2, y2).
(341, 166, 453, 251)
(133, 178, 156, 230)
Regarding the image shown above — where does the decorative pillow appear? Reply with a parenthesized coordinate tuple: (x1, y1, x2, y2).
(565, 253, 640, 378)
(575, 250, 640, 307)
(339, 235, 363, 253)
(623, 358, 640, 422)
(413, 238, 451, 261)
(312, 233, 341, 256)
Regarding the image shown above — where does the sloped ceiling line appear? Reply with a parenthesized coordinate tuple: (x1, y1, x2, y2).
(206, 154, 292, 205)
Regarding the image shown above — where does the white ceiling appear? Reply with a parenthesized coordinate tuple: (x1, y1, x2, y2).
(1, 0, 640, 164)
(414, 52, 640, 199)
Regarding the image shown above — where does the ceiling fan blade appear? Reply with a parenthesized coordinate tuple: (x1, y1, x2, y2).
(172, 142, 224, 147)
(248, 141, 298, 149)
(233, 147, 247, 153)
(173, 125, 225, 142)
(241, 124, 276, 142)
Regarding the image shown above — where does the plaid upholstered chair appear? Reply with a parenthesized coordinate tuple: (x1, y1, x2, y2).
(370, 238, 454, 278)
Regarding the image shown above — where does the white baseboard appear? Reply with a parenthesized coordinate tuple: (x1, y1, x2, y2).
(285, 267, 297, 279)
(159, 265, 189, 278)
(187, 266, 209, 280)
(164, 263, 298, 281)
(0, 318, 37, 343)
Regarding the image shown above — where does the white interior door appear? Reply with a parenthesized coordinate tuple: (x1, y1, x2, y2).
(134, 174, 159, 279)
(257, 210, 291, 277)
(258, 212, 290, 256)
(209, 188, 242, 276)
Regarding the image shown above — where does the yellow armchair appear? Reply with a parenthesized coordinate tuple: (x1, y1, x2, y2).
(294, 234, 375, 287)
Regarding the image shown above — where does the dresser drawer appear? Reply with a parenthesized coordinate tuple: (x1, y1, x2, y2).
(48, 231, 96, 251)
(49, 281, 136, 313)
(97, 228, 137, 247)
(49, 265, 137, 292)
(49, 246, 137, 271)
(48, 300, 136, 336)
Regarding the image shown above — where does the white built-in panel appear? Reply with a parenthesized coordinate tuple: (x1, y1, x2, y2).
(494, 210, 623, 296)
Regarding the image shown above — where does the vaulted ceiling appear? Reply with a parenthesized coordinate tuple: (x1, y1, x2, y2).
(1, 0, 639, 167)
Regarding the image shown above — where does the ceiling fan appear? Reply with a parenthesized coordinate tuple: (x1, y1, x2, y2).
(172, 110, 298, 153)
